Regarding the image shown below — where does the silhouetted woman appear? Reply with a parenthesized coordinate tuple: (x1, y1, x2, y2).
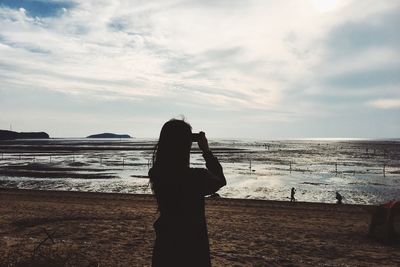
(149, 119, 226, 267)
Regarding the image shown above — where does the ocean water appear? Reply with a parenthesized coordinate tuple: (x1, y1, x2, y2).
(0, 138, 399, 205)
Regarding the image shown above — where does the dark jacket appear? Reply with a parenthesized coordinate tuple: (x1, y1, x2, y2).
(149, 151, 226, 267)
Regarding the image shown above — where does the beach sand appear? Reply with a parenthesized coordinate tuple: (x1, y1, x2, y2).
(0, 189, 399, 266)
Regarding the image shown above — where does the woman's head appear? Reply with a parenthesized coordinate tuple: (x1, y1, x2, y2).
(152, 119, 193, 170)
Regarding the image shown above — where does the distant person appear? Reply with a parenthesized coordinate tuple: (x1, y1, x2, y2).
(290, 187, 296, 202)
(149, 119, 226, 267)
(336, 192, 343, 204)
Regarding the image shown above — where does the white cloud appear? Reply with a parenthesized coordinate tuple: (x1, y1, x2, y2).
(369, 99, 400, 109)
(0, 1, 332, 109)
(1, 0, 399, 137)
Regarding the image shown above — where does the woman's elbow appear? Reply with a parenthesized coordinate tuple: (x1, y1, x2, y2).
(220, 180, 226, 187)
(215, 179, 226, 192)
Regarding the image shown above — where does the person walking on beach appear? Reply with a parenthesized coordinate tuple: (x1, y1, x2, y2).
(290, 187, 296, 202)
(336, 192, 343, 204)
(149, 119, 226, 267)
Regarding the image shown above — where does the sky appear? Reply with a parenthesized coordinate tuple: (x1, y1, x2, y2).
(0, 0, 399, 139)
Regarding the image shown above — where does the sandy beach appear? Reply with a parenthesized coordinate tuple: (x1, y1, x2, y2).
(0, 189, 399, 266)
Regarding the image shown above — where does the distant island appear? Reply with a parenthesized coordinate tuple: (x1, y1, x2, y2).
(87, 133, 132, 139)
(0, 130, 50, 140)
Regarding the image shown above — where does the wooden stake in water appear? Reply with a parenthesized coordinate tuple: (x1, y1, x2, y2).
(249, 159, 252, 172)
(335, 163, 338, 175)
(289, 161, 292, 173)
(383, 164, 386, 177)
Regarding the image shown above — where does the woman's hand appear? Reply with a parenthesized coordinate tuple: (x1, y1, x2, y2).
(197, 131, 210, 153)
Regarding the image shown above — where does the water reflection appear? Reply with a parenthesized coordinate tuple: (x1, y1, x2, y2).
(0, 138, 399, 204)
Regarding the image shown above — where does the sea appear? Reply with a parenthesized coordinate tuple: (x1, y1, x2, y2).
(0, 138, 399, 205)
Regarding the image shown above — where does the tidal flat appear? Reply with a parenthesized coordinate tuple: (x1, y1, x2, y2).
(0, 138, 399, 204)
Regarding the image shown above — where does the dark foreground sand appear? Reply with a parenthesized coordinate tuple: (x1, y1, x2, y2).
(0, 189, 399, 267)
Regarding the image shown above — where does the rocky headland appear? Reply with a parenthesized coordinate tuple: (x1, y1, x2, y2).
(0, 130, 50, 140)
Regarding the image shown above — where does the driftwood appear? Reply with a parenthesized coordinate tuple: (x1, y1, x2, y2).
(32, 228, 57, 259)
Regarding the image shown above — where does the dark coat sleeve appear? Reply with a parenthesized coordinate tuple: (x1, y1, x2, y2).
(198, 151, 226, 196)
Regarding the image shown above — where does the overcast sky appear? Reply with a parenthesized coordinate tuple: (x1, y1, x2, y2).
(0, 0, 399, 139)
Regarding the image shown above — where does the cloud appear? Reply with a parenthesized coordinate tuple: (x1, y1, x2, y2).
(0, 33, 51, 54)
(368, 99, 400, 109)
(302, 1, 400, 114)
(0, 0, 305, 111)
(324, 65, 400, 89)
(0, 0, 399, 137)
(324, 6, 400, 58)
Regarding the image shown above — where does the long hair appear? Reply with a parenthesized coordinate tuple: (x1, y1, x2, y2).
(149, 119, 193, 189)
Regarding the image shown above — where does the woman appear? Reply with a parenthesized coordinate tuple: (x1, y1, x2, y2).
(149, 119, 226, 267)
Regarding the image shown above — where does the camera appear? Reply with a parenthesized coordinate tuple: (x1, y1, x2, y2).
(191, 133, 200, 142)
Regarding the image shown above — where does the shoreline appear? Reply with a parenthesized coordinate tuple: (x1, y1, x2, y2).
(0, 187, 377, 208)
(0, 188, 379, 212)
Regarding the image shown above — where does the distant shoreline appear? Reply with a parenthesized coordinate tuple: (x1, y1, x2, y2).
(1, 137, 399, 142)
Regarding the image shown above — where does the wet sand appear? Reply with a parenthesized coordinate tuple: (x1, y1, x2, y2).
(0, 189, 399, 266)
(1, 139, 400, 204)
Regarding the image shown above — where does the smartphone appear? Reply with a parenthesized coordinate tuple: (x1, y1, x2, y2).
(191, 133, 200, 142)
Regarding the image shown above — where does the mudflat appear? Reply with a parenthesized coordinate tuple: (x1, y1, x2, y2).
(0, 189, 398, 266)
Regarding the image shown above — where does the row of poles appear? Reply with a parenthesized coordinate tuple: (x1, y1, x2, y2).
(248, 159, 389, 177)
(0, 153, 392, 176)
(0, 153, 157, 170)
(0, 153, 132, 167)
